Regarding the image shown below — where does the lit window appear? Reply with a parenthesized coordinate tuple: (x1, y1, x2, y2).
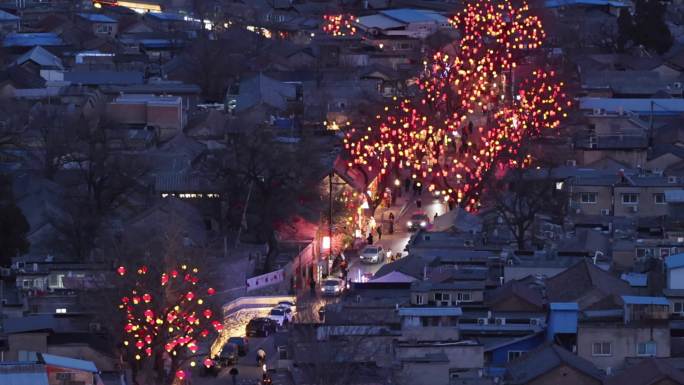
(622, 193, 639, 204)
(55, 308, 67, 314)
(592, 342, 612, 356)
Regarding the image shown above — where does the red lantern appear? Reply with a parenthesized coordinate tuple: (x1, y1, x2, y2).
(203, 309, 212, 319)
(207, 287, 216, 296)
(117, 266, 126, 276)
(185, 292, 194, 301)
(176, 370, 186, 380)
(142, 293, 152, 303)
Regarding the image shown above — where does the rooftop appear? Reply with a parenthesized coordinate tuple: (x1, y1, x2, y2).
(3, 33, 64, 48)
(621, 296, 670, 306)
(398, 307, 462, 317)
(77, 13, 117, 23)
(505, 344, 604, 385)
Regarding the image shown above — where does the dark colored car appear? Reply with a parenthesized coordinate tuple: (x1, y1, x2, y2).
(246, 317, 278, 337)
(217, 343, 238, 367)
(227, 336, 249, 356)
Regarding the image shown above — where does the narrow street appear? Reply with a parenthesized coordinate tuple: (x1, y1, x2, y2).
(347, 190, 447, 282)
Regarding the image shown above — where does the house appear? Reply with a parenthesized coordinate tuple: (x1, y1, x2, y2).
(0, 362, 49, 385)
(665, 253, 684, 317)
(106, 94, 185, 140)
(604, 358, 684, 385)
(76, 13, 118, 37)
(100, 80, 202, 112)
(0, 9, 20, 35)
(504, 343, 604, 385)
(579, 98, 684, 117)
(564, 169, 684, 218)
(143, 12, 199, 32)
(13, 46, 64, 82)
(484, 332, 546, 368)
(355, 8, 450, 39)
(576, 296, 671, 371)
(394, 340, 484, 385)
(230, 73, 297, 119)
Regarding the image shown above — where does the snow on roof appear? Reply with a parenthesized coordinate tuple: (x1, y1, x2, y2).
(39, 354, 98, 373)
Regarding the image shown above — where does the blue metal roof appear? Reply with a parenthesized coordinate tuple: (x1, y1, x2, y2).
(550, 302, 579, 311)
(78, 13, 117, 23)
(398, 307, 462, 317)
(544, 0, 630, 7)
(3, 33, 63, 48)
(667, 253, 684, 270)
(0, 363, 48, 385)
(620, 273, 648, 287)
(621, 296, 670, 306)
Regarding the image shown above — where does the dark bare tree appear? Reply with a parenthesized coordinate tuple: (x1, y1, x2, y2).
(484, 159, 567, 250)
(28, 105, 81, 180)
(0, 174, 30, 266)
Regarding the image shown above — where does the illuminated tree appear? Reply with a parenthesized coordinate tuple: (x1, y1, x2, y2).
(342, 0, 570, 212)
(322, 14, 357, 37)
(116, 264, 222, 384)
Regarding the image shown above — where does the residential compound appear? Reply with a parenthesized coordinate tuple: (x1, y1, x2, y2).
(3, 1, 684, 385)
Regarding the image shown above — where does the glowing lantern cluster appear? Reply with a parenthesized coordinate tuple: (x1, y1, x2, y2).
(322, 14, 357, 37)
(117, 264, 220, 376)
(342, 0, 569, 211)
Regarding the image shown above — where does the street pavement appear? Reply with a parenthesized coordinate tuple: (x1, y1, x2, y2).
(347, 190, 447, 282)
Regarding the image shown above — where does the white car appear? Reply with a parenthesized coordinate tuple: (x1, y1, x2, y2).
(359, 245, 385, 264)
(321, 278, 344, 296)
(268, 306, 292, 327)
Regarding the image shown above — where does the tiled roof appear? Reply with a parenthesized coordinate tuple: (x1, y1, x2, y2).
(505, 344, 604, 385)
(546, 259, 633, 305)
(605, 359, 684, 385)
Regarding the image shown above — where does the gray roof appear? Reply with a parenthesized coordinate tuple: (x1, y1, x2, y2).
(412, 280, 485, 292)
(356, 14, 405, 30)
(39, 353, 97, 372)
(236, 73, 296, 112)
(77, 13, 116, 23)
(374, 255, 427, 280)
(154, 173, 219, 193)
(379, 8, 447, 24)
(2, 315, 66, 334)
(65, 71, 144, 86)
(400, 352, 449, 363)
(581, 70, 670, 95)
(398, 307, 462, 317)
(505, 344, 604, 385)
(579, 98, 684, 115)
(0, 9, 19, 22)
(0, 363, 48, 385)
(100, 82, 201, 95)
(3, 33, 63, 48)
(14, 46, 63, 69)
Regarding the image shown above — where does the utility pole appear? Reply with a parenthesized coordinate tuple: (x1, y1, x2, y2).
(328, 172, 333, 258)
(235, 180, 254, 248)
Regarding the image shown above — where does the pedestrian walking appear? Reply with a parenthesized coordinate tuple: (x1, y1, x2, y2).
(309, 278, 316, 295)
(448, 199, 455, 211)
(367, 233, 374, 245)
(229, 367, 239, 385)
(388, 212, 395, 234)
(416, 199, 422, 208)
(434, 212, 438, 222)
(404, 177, 410, 192)
(376, 226, 382, 240)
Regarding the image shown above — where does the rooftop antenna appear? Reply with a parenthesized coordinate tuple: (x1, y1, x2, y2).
(593, 250, 604, 264)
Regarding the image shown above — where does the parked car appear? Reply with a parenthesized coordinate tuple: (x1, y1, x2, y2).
(217, 343, 238, 367)
(359, 245, 385, 264)
(321, 278, 344, 296)
(407, 212, 430, 231)
(268, 306, 292, 327)
(227, 336, 249, 356)
(246, 317, 278, 337)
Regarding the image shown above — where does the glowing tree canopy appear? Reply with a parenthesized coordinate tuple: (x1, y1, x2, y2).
(117, 264, 221, 382)
(322, 14, 357, 37)
(343, 0, 570, 211)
